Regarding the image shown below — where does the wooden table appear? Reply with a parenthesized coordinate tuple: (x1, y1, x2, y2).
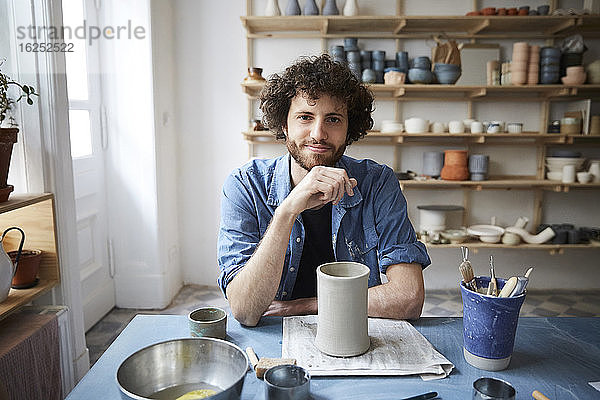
(66, 315, 600, 399)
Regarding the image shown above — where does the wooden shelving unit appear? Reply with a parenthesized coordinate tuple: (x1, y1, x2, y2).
(426, 241, 598, 254)
(0, 194, 60, 320)
(241, 2, 600, 250)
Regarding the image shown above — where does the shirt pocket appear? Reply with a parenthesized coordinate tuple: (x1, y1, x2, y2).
(345, 225, 378, 262)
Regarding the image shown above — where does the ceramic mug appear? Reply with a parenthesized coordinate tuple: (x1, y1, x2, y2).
(562, 165, 576, 183)
(471, 121, 484, 134)
(188, 307, 227, 339)
(448, 120, 465, 134)
(432, 122, 445, 133)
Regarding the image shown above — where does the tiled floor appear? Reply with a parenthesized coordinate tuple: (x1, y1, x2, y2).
(85, 285, 600, 366)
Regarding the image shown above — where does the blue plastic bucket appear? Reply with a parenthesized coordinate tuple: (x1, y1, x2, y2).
(460, 276, 526, 371)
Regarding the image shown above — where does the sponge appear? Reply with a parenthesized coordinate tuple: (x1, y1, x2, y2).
(246, 347, 297, 379)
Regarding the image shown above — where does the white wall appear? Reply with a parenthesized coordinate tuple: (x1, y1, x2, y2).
(174, 0, 248, 285)
(173, 0, 600, 291)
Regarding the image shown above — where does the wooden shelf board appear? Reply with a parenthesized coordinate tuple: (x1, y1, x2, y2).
(425, 242, 599, 250)
(0, 279, 59, 320)
(400, 179, 600, 190)
(240, 16, 600, 38)
(0, 193, 54, 214)
(242, 81, 600, 100)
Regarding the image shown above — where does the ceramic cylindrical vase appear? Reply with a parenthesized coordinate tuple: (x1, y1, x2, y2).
(285, 0, 301, 15)
(343, 0, 359, 16)
(315, 262, 370, 357)
(323, 0, 339, 15)
(441, 150, 469, 181)
(304, 0, 319, 15)
(264, 0, 281, 16)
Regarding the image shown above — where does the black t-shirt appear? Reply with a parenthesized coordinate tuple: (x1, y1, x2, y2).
(291, 203, 335, 299)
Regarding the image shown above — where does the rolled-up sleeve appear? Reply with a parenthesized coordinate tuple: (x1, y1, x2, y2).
(217, 171, 260, 297)
(374, 167, 431, 273)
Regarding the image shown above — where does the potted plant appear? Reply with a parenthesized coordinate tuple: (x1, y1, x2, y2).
(0, 60, 38, 202)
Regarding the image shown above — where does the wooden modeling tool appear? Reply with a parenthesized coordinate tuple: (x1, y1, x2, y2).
(532, 390, 551, 400)
(487, 255, 498, 296)
(499, 276, 518, 297)
(245, 347, 296, 379)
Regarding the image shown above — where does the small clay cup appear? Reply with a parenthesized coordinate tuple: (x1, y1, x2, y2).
(188, 307, 227, 339)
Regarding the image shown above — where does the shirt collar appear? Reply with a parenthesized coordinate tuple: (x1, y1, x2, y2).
(266, 153, 363, 208)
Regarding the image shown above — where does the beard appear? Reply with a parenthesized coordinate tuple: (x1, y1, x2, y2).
(287, 138, 346, 171)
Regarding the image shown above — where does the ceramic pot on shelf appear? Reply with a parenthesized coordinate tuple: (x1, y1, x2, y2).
(343, 0, 359, 16)
(303, 0, 319, 15)
(264, 0, 281, 16)
(441, 150, 469, 181)
(322, 0, 339, 15)
(285, 0, 301, 15)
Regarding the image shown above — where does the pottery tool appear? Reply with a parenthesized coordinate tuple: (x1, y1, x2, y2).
(459, 246, 477, 291)
(532, 390, 551, 400)
(499, 276, 518, 297)
(401, 391, 438, 400)
(487, 255, 498, 296)
(510, 266, 534, 297)
(245, 347, 296, 379)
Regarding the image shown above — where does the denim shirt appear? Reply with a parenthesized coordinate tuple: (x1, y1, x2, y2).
(217, 154, 430, 300)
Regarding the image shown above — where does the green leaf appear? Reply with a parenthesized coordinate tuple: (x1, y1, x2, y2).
(23, 85, 29, 94)
(27, 98, 33, 105)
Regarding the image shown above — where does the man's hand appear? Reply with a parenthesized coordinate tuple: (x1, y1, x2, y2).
(281, 166, 357, 216)
(262, 298, 318, 317)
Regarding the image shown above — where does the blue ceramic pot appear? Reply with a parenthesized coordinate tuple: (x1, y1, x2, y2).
(396, 51, 409, 69)
(361, 69, 376, 84)
(304, 0, 319, 15)
(540, 46, 561, 58)
(372, 59, 385, 71)
(435, 69, 461, 84)
(343, 37, 358, 51)
(408, 68, 433, 84)
(285, 0, 301, 15)
(372, 50, 386, 62)
(322, 0, 339, 15)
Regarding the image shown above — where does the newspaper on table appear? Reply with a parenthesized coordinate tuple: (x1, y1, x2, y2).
(282, 315, 454, 380)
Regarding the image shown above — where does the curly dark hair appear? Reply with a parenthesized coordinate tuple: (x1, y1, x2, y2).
(259, 54, 374, 145)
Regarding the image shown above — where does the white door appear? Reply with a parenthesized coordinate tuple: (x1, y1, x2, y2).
(63, 0, 115, 331)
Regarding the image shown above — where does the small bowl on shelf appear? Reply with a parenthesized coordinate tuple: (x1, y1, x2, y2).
(467, 224, 505, 244)
(440, 229, 469, 244)
(546, 171, 563, 181)
(408, 68, 433, 84)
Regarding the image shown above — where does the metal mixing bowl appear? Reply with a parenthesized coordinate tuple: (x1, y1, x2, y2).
(116, 337, 248, 400)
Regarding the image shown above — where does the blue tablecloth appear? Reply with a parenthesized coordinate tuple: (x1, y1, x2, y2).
(66, 315, 600, 399)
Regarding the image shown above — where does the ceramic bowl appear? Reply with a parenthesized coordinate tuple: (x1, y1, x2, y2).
(562, 75, 586, 85)
(546, 171, 563, 180)
(405, 117, 429, 133)
(408, 68, 433, 84)
(440, 229, 469, 244)
(412, 56, 431, 69)
(577, 172, 592, 183)
(435, 69, 462, 84)
(448, 120, 465, 134)
(380, 120, 404, 133)
(467, 225, 505, 243)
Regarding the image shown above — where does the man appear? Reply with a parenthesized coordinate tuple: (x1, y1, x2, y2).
(218, 54, 430, 327)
